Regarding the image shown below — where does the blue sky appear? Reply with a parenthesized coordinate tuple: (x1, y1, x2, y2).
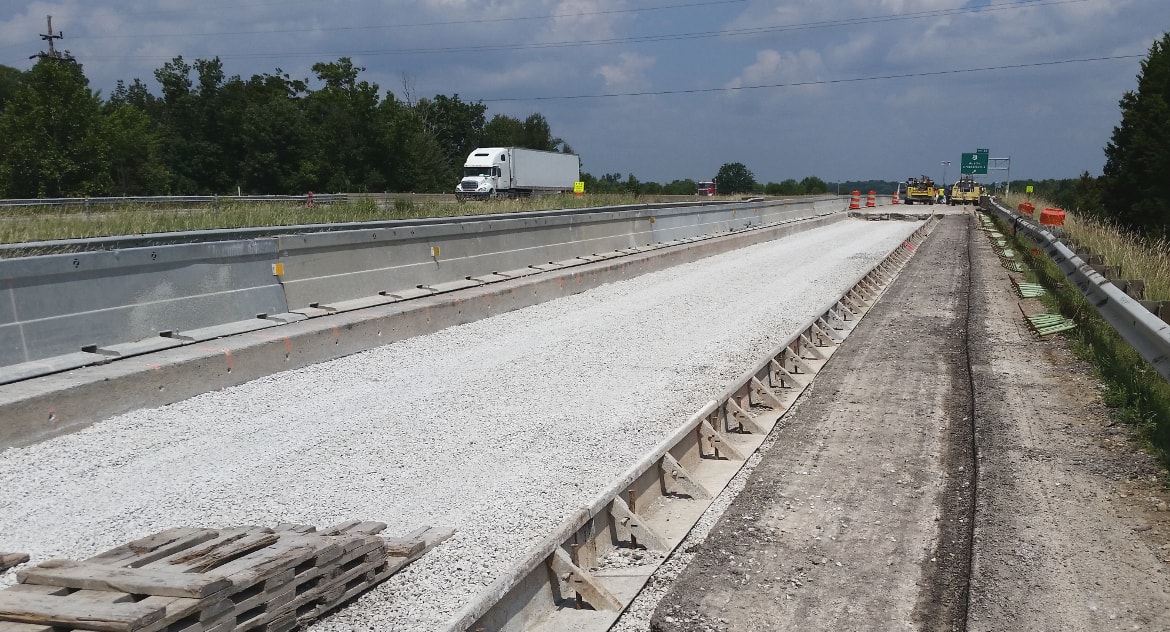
(0, 0, 1165, 186)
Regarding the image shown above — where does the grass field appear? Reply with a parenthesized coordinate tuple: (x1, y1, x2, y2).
(0, 193, 742, 247)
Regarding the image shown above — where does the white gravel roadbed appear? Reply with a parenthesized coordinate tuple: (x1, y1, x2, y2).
(0, 218, 920, 630)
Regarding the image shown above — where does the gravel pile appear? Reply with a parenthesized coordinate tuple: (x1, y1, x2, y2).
(0, 218, 920, 630)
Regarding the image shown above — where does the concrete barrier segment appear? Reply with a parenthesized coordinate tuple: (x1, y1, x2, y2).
(0, 211, 848, 450)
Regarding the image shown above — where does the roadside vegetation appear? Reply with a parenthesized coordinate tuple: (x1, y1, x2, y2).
(993, 198, 1170, 471)
(0, 193, 730, 246)
(1004, 193, 1170, 300)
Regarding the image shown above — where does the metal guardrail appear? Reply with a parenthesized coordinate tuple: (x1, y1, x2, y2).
(983, 197, 1170, 381)
(0, 194, 345, 209)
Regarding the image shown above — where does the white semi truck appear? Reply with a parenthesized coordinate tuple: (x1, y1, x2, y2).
(455, 147, 580, 200)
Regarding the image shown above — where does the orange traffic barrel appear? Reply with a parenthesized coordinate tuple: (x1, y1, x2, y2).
(866, 190, 876, 207)
(849, 190, 861, 210)
(1017, 202, 1035, 215)
(1039, 207, 1066, 227)
(891, 191, 900, 205)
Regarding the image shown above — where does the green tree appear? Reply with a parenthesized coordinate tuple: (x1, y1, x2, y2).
(1102, 31, 1170, 237)
(799, 175, 828, 194)
(776, 179, 803, 195)
(236, 72, 315, 193)
(662, 178, 696, 195)
(103, 103, 169, 194)
(519, 112, 567, 151)
(1074, 172, 1103, 214)
(0, 64, 22, 113)
(0, 56, 110, 197)
(482, 114, 524, 147)
(302, 58, 390, 192)
(624, 173, 641, 195)
(715, 162, 756, 194)
(413, 94, 487, 183)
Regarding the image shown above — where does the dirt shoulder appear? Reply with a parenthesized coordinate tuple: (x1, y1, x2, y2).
(647, 212, 1170, 631)
(967, 214, 1170, 630)
(650, 214, 975, 631)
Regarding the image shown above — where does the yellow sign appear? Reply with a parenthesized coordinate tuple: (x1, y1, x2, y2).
(1025, 185, 1034, 194)
(573, 181, 585, 194)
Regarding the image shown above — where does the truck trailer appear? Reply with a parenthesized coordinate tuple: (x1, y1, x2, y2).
(455, 147, 580, 200)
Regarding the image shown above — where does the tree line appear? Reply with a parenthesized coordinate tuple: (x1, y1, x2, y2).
(0, 52, 906, 201)
(0, 55, 579, 198)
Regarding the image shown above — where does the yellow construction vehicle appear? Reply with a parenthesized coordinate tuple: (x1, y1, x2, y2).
(904, 175, 936, 205)
(949, 175, 984, 205)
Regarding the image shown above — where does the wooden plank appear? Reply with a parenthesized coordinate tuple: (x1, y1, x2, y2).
(0, 554, 29, 573)
(88, 528, 220, 568)
(328, 521, 386, 536)
(3, 585, 201, 632)
(272, 524, 316, 534)
(17, 560, 231, 598)
(0, 622, 54, 632)
(211, 536, 337, 590)
(165, 531, 280, 573)
(0, 590, 164, 632)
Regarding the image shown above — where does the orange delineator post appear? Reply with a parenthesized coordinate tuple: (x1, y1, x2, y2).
(1039, 207, 1066, 227)
(849, 190, 861, 210)
(866, 190, 876, 207)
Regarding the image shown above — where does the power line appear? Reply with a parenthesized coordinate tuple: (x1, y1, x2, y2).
(479, 54, 1143, 102)
(69, 0, 1086, 62)
(67, 0, 750, 41)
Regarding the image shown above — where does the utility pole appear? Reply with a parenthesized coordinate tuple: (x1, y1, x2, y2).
(30, 15, 63, 61)
(941, 160, 951, 186)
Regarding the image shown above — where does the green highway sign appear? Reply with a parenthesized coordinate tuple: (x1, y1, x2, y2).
(961, 151, 988, 174)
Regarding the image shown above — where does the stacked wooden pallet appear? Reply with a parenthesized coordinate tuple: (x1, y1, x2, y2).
(0, 554, 29, 574)
(0, 521, 451, 632)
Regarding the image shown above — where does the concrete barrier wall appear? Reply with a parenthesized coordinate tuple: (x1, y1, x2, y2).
(275, 200, 828, 310)
(0, 211, 851, 450)
(0, 198, 842, 383)
(1, 241, 287, 370)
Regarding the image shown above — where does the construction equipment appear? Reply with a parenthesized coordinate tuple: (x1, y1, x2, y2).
(949, 174, 984, 205)
(904, 175, 936, 205)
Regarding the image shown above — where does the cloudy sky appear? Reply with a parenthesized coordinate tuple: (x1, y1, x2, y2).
(0, 0, 1165, 186)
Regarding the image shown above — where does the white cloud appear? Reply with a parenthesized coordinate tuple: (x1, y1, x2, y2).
(595, 51, 653, 87)
(725, 48, 825, 92)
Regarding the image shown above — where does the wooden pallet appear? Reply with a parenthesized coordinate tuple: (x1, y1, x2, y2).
(0, 554, 29, 574)
(0, 522, 452, 632)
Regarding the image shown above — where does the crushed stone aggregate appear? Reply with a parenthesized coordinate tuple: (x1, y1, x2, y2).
(0, 218, 920, 630)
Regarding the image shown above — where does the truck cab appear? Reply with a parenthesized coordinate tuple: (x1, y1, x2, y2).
(456, 149, 512, 200)
(697, 181, 716, 196)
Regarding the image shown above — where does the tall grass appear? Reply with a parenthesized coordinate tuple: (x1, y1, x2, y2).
(1004, 193, 1170, 300)
(0, 193, 726, 248)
